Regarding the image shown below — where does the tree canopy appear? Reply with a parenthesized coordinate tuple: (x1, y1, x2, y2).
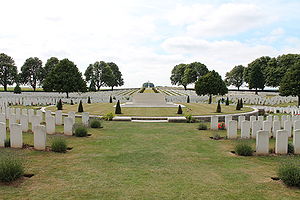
(44, 57, 59, 80)
(20, 57, 44, 91)
(225, 65, 245, 90)
(0, 53, 18, 91)
(279, 61, 300, 107)
(43, 58, 86, 97)
(195, 70, 228, 98)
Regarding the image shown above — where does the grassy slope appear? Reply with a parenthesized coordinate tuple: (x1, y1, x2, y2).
(1, 121, 300, 199)
(46, 103, 253, 117)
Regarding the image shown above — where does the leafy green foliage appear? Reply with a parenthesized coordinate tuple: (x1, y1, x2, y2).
(78, 100, 84, 112)
(89, 119, 102, 128)
(216, 100, 221, 113)
(56, 99, 63, 110)
(185, 114, 196, 123)
(13, 84, 22, 94)
(102, 113, 115, 121)
(288, 143, 294, 154)
(278, 160, 300, 187)
(195, 70, 228, 98)
(225, 65, 245, 90)
(0, 53, 18, 91)
(0, 152, 24, 182)
(87, 96, 91, 104)
(177, 105, 183, 114)
(115, 100, 122, 114)
(43, 58, 86, 98)
(4, 139, 10, 147)
(234, 142, 253, 156)
(74, 126, 88, 137)
(280, 62, 300, 106)
(51, 137, 67, 153)
(44, 57, 59, 80)
(198, 123, 208, 130)
(20, 57, 44, 91)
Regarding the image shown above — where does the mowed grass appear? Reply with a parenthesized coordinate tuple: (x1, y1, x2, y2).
(46, 103, 253, 117)
(0, 87, 44, 92)
(1, 122, 300, 199)
(142, 88, 155, 93)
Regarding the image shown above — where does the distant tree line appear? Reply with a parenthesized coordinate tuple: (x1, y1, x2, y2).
(0, 53, 124, 97)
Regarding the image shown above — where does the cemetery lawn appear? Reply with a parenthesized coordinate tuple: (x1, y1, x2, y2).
(1, 121, 300, 199)
(142, 88, 155, 93)
(46, 103, 253, 117)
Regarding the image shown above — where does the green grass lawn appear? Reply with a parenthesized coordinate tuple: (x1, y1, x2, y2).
(0, 87, 44, 92)
(142, 88, 155, 93)
(46, 103, 253, 117)
(1, 121, 300, 199)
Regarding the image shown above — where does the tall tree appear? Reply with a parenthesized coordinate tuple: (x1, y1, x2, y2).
(170, 64, 188, 89)
(20, 57, 44, 91)
(107, 62, 124, 90)
(0, 53, 18, 91)
(84, 61, 107, 91)
(188, 62, 209, 82)
(195, 70, 228, 102)
(43, 58, 86, 98)
(279, 62, 300, 107)
(244, 56, 270, 94)
(225, 65, 245, 90)
(44, 57, 59, 79)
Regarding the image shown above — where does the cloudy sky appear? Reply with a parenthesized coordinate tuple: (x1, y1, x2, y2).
(1, 0, 300, 88)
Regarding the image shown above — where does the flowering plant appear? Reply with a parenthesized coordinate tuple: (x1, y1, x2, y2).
(218, 122, 225, 130)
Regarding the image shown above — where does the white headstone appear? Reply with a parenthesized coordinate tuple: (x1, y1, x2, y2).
(0, 113, 6, 123)
(272, 120, 280, 137)
(250, 116, 256, 125)
(28, 109, 34, 123)
(68, 111, 75, 123)
(55, 110, 63, 125)
(64, 117, 73, 136)
(238, 116, 245, 129)
(263, 121, 272, 137)
(10, 123, 22, 148)
(31, 115, 41, 132)
(0, 122, 6, 147)
(266, 115, 273, 122)
(45, 110, 52, 119)
(281, 115, 288, 128)
(46, 116, 56, 134)
(82, 112, 90, 126)
(294, 120, 300, 130)
(34, 125, 46, 150)
(227, 120, 237, 139)
(241, 120, 250, 139)
(275, 130, 288, 154)
(210, 116, 218, 130)
(251, 120, 260, 139)
(225, 116, 232, 130)
(256, 130, 269, 155)
(15, 108, 21, 121)
(284, 120, 292, 137)
(20, 114, 29, 132)
(293, 129, 300, 154)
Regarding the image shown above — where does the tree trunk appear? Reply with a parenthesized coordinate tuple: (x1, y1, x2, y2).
(237, 86, 240, 91)
(66, 92, 69, 98)
(184, 85, 187, 90)
(111, 86, 114, 91)
(4, 84, 7, 92)
(255, 88, 258, 95)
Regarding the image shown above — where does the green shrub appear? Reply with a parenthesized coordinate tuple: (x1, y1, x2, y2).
(288, 143, 294, 154)
(187, 96, 190, 103)
(87, 96, 91, 104)
(78, 100, 84, 112)
(139, 88, 145, 93)
(74, 126, 88, 137)
(0, 152, 24, 182)
(198, 123, 208, 130)
(186, 114, 196, 123)
(236, 99, 241, 110)
(234, 142, 253, 156)
(56, 99, 63, 110)
(278, 160, 300, 187)
(4, 139, 10, 148)
(70, 100, 74, 105)
(225, 97, 229, 106)
(177, 105, 183, 114)
(109, 96, 113, 103)
(51, 137, 67, 153)
(90, 119, 102, 128)
(103, 113, 115, 121)
(212, 133, 221, 140)
(208, 95, 212, 104)
(240, 98, 243, 108)
(13, 84, 22, 94)
(216, 100, 221, 113)
(115, 100, 122, 114)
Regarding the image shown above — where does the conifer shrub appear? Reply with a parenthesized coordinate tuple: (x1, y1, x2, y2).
(115, 100, 122, 114)
(109, 96, 113, 103)
(0, 152, 24, 183)
(208, 95, 212, 104)
(56, 99, 63, 110)
(78, 100, 84, 112)
(177, 105, 183, 114)
(51, 137, 67, 153)
(87, 96, 91, 104)
(70, 100, 74, 105)
(236, 99, 241, 110)
(13, 84, 22, 94)
(225, 97, 229, 106)
(187, 96, 190, 103)
(240, 98, 243, 108)
(216, 100, 221, 113)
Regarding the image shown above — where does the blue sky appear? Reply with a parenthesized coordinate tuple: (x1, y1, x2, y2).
(0, 0, 300, 88)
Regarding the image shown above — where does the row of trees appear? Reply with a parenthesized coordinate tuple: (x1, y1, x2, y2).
(0, 53, 124, 96)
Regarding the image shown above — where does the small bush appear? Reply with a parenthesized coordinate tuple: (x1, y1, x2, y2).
(74, 126, 88, 137)
(90, 119, 102, 128)
(234, 142, 253, 156)
(198, 123, 208, 130)
(212, 133, 221, 140)
(78, 100, 84, 112)
(115, 100, 122, 114)
(278, 160, 300, 187)
(4, 139, 10, 148)
(186, 114, 196, 123)
(51, 137, 67, 153)
(177, 105, 183, 114)
(103, 113, 115, 121)
(187, 96, 190, 103)
(109, 96, 113, 103)
(0, 152, 24, 182)
(216, 100, 221, 113)
(87, 96, 91, 104)
(13, 84, 22, 94)
(56, 99, 63, 110)
(288, 143, 294, 154)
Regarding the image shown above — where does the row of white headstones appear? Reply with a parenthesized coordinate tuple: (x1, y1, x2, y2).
(210, 115, 300, 155)
(0, 107, 90, 150)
